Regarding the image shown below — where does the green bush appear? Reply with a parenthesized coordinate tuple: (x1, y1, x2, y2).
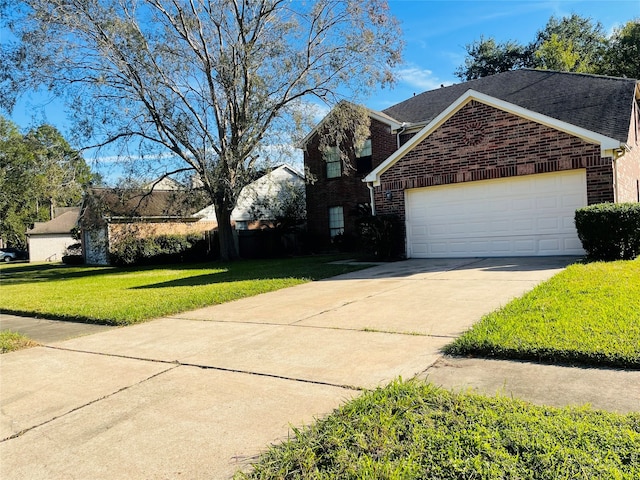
(575, 203, 640, 260)
(110, 233, 209, 266)
(357, 214, 403, 260)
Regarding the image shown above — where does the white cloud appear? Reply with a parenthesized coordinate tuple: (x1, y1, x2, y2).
(396, 66, 453, 91)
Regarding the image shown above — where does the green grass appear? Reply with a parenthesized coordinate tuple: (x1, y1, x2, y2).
(445, 259, 640, 369)
(0, 330, 39, 353)
(237, 379, 640, 479)
(0, 257, 368, 325)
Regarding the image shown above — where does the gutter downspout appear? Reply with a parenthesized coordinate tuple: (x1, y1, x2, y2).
(396, 122, 407, 149)
(367, 182, 376, 216)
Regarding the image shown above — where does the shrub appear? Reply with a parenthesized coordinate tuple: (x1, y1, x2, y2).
(357, 214, 403, 260)
(575, 203, 640, 260)
(62, 243, 84, 265)
(110, 232, 212, 266)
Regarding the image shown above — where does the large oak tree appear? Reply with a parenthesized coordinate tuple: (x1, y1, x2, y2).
(1, 0, 403, 260)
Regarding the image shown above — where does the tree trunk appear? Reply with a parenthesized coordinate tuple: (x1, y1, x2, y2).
(215, 202, 239, 262)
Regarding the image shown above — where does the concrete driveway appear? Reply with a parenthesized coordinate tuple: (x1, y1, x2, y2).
(0, 256, 607, 478)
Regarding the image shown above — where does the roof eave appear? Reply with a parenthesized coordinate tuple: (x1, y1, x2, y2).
(298, 105, 403, 150)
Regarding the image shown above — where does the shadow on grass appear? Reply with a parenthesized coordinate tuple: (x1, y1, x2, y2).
(0, 263, 117, 285)
(0, 309, 117, 326)
(132, 258, 369, 288)
(0, 256, 368, 289)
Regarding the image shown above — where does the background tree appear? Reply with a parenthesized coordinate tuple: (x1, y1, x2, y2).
(455, 13, 634, 81)
(1, 0, 403, 261)
(455, 37, 533, 81)
(249, 179, 306, 233)
(598, 19, 640, 79)
(531, 14, 606, 73)
(0, 117, 93, 248)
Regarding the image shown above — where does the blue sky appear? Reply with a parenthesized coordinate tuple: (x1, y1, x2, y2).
(369, 0, 640, 111)
(6, 0, 640, 180)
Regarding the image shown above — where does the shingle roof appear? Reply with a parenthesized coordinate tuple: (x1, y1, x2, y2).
(383, 69, 638, 143)
(80, 187, 210, 226)
(27, 208, 80, 235)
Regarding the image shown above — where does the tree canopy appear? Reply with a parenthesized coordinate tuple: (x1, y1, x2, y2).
(0, 116, 93, 248)
(1, 0, 403, 260)
(456, 14, 639, 81)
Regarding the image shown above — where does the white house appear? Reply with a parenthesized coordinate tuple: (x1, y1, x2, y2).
(194, 164, 305, 229)
(26, 207, 80, 262)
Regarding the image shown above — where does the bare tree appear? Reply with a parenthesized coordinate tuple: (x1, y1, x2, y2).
(1, 0, 403, 260)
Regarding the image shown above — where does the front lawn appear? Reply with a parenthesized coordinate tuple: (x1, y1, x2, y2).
(0, 330, 39, 353)
(0, 257, 367, 325)
(445, 259, 640, 368)
(237, 380, 640, 479)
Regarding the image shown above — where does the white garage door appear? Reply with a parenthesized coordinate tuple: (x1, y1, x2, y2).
(406, 170, 587, 258)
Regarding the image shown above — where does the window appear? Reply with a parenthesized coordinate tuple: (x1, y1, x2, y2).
(324, 147, 341, 178)
(356, 139, 372, 175)
(328, 206, 344, 238)
(356, 138, 372, 158)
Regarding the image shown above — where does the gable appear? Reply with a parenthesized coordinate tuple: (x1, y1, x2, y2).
(299, 102, 403, 149)
(365, 90, 623, 187)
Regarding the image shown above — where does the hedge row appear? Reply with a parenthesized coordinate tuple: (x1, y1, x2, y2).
(109, 233, 216, 266)
(575, 203, 640, 261)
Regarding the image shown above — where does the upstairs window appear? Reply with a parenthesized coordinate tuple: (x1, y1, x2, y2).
(356, 138, 372, 158)
(356, 139, 372, 175)
(324, 147, 341, 178)
(328, 206, 344, 238)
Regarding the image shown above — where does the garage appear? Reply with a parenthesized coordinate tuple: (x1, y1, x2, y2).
(405, 170, 587, 258)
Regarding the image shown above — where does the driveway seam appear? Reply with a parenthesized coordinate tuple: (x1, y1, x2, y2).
(163, 316, 458, 338)
(41, 345, 365, 393)
(1, 364, 179, 443)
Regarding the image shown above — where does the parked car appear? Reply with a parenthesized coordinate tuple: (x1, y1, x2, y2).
(0, 247, 28, 262)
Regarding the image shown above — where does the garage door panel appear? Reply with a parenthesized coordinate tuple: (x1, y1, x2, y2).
(406, 170, 587, 257)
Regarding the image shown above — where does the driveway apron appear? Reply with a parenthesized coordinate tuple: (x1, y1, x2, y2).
(1, 257, 578, 479)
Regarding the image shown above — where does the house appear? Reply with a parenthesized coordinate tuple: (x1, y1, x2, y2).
(26, 207, 81, 262)
(193, 164, 306, 230)
(79, 186, 215, 265)
(303, 69, 640, 257)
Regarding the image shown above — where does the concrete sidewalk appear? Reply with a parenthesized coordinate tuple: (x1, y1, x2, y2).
(1, 257, 638, 479)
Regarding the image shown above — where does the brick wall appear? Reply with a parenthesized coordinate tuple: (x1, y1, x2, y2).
(374, 101, 616, 222)
(304, 118, 398, 246)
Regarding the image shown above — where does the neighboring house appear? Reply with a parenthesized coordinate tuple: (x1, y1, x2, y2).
(194, 164, 306, 230)
(303, 69, 640, 257)
(79, 186, 215, 265)
(26, 207, 80, 262)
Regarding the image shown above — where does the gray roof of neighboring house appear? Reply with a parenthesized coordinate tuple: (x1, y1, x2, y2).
(27, 208, 81, 235)
(383, 69, 639, 143)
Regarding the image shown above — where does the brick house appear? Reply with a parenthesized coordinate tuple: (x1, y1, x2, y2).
(79, 187, 214, 265)
(303, 70, 640, 257)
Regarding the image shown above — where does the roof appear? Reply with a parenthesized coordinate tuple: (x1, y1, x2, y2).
(383, 69, 638, 143)
(80, 187, 209, 225)
(27, 208, 80, 235)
